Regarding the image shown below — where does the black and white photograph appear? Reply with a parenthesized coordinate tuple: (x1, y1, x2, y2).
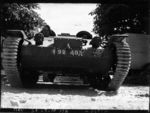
(0, 2, 149, 112)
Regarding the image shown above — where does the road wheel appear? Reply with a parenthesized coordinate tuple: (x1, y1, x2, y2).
(43, 74, 49, 82)
(89, 75, 111, 90)
(20, 70, 39, 88)
(140, 64, 150, 85)
(88, 75, 99, 89)
(43, 74, 55, 82)
(100, 76, 111, 90)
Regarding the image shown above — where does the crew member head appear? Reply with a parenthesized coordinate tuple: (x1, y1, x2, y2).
(34, 33, 44, 46)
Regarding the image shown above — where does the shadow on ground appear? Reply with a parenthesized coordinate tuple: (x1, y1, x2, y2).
(1, 83, 104, 97)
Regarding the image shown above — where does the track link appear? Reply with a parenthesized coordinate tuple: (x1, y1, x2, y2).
(2, 37, 23, 87)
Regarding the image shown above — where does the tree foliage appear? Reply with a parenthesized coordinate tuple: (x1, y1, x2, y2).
(90, 3, 150, 37)
(1, 3, 45, 35)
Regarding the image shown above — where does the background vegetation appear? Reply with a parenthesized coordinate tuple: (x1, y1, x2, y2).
(1, 3, 45, 36)
(90, 3, 150, 37)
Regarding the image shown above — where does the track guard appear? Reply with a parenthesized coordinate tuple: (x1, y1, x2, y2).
(5, 30, 27, 39)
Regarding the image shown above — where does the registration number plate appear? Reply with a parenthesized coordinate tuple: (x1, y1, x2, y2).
(52, 49, 83, 56)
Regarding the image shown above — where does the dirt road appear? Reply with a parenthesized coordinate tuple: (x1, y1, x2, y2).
(1, 81, 149, 110)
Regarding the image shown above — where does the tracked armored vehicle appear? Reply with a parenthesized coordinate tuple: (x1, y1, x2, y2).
(1, 30, 131, 91)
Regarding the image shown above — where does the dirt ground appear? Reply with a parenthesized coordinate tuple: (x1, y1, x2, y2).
(1, 80, 149, 110)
